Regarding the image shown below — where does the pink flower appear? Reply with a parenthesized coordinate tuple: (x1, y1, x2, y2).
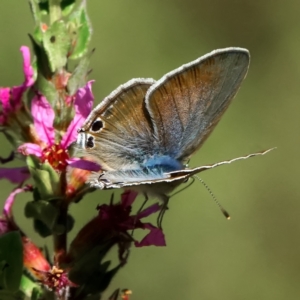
(0, 46, 34, 125)
(98, 191, 166, 247)
(67, 191, 165, 266)
(18, 82, 99, 172)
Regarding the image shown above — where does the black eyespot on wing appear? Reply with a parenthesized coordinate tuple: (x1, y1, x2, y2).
(91, 119, 103, 132)
(86, 136, 94, 148)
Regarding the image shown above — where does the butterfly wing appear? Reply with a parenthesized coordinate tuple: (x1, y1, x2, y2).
(145, 47, 250, 161)
(77, 78, 156, 171)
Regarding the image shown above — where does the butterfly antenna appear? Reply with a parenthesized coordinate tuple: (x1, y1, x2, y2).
(194, 175, 230, 220)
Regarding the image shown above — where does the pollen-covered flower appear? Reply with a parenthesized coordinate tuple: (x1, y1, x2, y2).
(0, 46, 34, 126)
(18, 82, 99, 172)
(33, 265, 77, 296)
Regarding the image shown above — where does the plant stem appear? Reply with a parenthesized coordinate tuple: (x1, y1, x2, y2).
(49, 0, 62, 24)
(53, 203, 68, 263)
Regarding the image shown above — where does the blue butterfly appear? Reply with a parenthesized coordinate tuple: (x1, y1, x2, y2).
(77, 48, 271, 204)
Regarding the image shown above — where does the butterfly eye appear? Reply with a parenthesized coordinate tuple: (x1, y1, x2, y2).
(91, 119, 103, 132)
(86, 136, 95, 149)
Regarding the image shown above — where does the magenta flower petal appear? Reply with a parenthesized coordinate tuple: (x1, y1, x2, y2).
(0, 185, 32, 235)
(20, 46, 34, 87)
(31, 94, 55, 145)
(12, 48, 34, 104)
(0, 166, 30, 184)
(0, 217, 10, 235)
(0, 88, 11, 111)
(61, 118, 81, 149)
(3, 185, 32, 219)
(10, 85, 28, 109)
(0, 46, 34, 126)
(135, 223, 166, 247)
(121, 190, 138, 207)
(18, 143, 42, 157)
(137, 203, 161, 219)
(61, 81, 94, 148)
(67, 158, 101, 171)
(0, 88, 10, 124)
(75, 81, 94, 119)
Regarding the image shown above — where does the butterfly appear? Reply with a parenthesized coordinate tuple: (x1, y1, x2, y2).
(77, 47, 271, 204)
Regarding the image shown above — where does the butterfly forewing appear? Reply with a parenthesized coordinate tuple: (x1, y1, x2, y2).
(79, 79, 156, 170)
(145, 48, 250, 161)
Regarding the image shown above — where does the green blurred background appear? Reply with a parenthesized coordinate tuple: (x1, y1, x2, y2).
(0, 0, 299, 299)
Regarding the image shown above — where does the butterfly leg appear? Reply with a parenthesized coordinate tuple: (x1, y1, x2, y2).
(157, 194, 169, 229)
(131, 193, 149, 236)
(137, 193, 149, 216)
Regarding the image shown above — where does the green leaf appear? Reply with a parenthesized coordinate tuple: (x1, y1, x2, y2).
(36, 74, 59, 108)
(98, 264, 121, 293)
(42, 162, 60, 192)
(29, 168, 52, 199)
(85, 294, 102, 300)
(29, 0, 42, 23)
(0, 260, 8, 290)
(31, 287, 42, 300)
(72, 260, 121, 297)
(29, 34, 53, 80)
(33, 219, 52, 238)
(53, 97, 75, 132)
(19, 275, 42, 299)
(25, 200, 59, 233)
(68, 0, 92, 60)
(33, 25, 44, 43)
(38, 0, 49, 15)
(43, 21, 71, 72)
(108, 289, 120, 300)
(66, 214, 75, 233)
(68, 246, 110, 285)
(36, 0, 76, 16)
(67, 49, 92, 95)
(61, 0, 76, 16)
(0, 232, 23, 292)
(0, 290, 23, 300)
(26, 156, 59, 199)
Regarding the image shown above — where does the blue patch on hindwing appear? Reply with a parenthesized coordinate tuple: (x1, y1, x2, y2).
(143, 155, 183, 172)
